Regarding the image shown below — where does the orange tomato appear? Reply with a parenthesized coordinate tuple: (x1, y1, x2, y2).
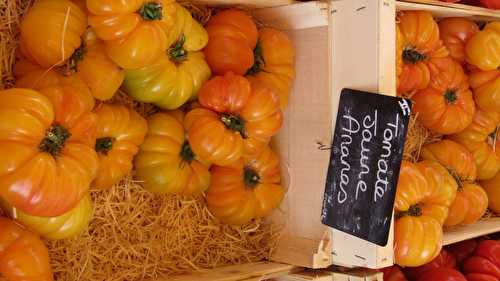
(93, 104, 147, 189)
(0, 88, 98, 217)
(187, 72, 283, 165)
(0, 217, 53, 281)
(204, 9, 258, 75)
(394, 161, 450, 267)
(450, 110, 500, 180)
(466, 22, 500, 71)
(20, 0, 87, 67)
(481, 172, 500, 213)
(135, 111, 210, 195)
(206, 146, 285, 226)
(444, 183, 488, 226)
(247, 28, 295, 109)
(421, 140, 478, 182)
(412, 59, 475, 135)
(468, 69, 500, 115)
(438, 18, 479, 64)
(87, 0, 176, 69)
(397, 11, 449, 94)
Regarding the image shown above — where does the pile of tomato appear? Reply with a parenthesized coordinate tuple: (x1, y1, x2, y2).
(441, 0, 500, 9)
(395, 11, 500, 269)
(0, 0, 295, 279)
(382, 238, 500, 281)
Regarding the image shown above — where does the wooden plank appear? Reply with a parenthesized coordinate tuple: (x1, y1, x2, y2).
(252, 1, 329, 30)
(397, 0, 500, 20)
(169, 262, 299, 281)
(443, 218, 500, 245)
(191, 0, 296, 9)
(274, 270, 383, 281)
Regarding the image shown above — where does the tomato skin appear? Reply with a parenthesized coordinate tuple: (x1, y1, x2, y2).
(466, 22, 500, 71)
(416, 268, 467, 281)
(447, 239, 478, 264)
(480, 0, 500, 9)
(468, 69, 500, 116)
(1, 193, 92, 240)
(380, 266, 408, 281)
(463, 240, 500, 280)
(405, 249, 457, 281)
(397, 11, 449, 94)
(20, 0, 87, 67)
(206, 146, 285, 226)
(0, 217, 53, 281)
(438, 18, 479, 64)
(481, 172, 500, 213)
(93, 104, 148, 189)
(204, 9, 258, 75)
(246, 28, 295, 109)
(87, 0, 176, 69)
(134, 111, 211, 195)
(466, 273, 498, 281)
(445, 183, 488, 226)
(0, 88, 98, 217)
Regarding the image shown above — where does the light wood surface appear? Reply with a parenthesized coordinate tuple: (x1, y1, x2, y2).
(444, 218, 500, 246)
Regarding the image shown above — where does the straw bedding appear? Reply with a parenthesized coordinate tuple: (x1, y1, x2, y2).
(0, 1, 496, 280)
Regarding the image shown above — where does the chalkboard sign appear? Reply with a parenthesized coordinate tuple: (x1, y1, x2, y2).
(321, 88, 412, 246)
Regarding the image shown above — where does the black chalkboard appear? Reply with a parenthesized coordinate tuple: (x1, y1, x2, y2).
(321, 88, 412, 246)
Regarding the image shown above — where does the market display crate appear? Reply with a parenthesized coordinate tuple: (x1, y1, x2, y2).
(0, 0, 499, 280)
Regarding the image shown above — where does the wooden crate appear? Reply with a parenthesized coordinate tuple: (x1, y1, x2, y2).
(169, 0, 500, 279)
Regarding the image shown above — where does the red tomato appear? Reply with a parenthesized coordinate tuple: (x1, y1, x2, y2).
(447, 239, 478, 263)
(463, 240, 500, 280)
(416, 268, 467, 281)
(480, 0, 500, 8)
(381, 266, 408, 281)
(405, 249, 457, 281)
(466, 273, 499, 281)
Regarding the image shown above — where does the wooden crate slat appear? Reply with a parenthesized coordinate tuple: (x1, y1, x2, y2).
(443, 218, 500, 245)
(397, 0, 500, 19)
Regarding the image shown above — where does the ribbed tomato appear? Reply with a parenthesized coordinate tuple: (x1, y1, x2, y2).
(380, 266, 408, 281)
(87, 0, 176, 69)
(463, 240, 500, 281)
(444, 183, 488, 226)
(480, 0, 500, 8)
(20, 0, 87, 67)
(416, 268, 467, 281)
(397, 11, 449, 94)
(93, 104, 147, 189)
(186, 72, 283, 165)
(481, 172, 500, 213)
(421, 140, 477, 182)
(1, 193, 92, 240)
(468, 69, 500, 115)
(466, 22, 500, 71)
(412, 59, 475, 135)
(447, 239, 478, 264)
(247, 28, 295, 109)
(450, 110, 500, 180)
(0, 217, 53, 281)
(394, 161, 451, 267)
(404, 249, 457, 281)
(0, 88, 98, 217)
(135, 111, 210, 195)
(206, 146, 285, 225)
(438, 18, 479, 63)
(123, 4, 210, 110)
(204, 9, 258, 75)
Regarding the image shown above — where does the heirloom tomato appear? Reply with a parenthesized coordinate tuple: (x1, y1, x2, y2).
(206, 146, 285, 225)
(1, 193, 92, 240)
(466, 22, 500, 71)
(481, 171, 500, 213)
(468, 69, 500, 115)
(444, 183, 488, 226)
(422, 140, 477, 181)
(0, 88, 98, 217)
(438, 17, 479, 63)
(247, 28, 295, 109)
(135, 111, 210, 195)
(380, 266, 408, 281)
(93, 104, 147, 189)
(20, 0, 86, 67)
(404, 249, 457, 281)
(397, 11, 449, 94)
(0, 217, 53, 281)
(416, 268, 467, 281)
(463, 240, 500, 281)
(87, 0, 176, 69)
(204, 9, 258, 75)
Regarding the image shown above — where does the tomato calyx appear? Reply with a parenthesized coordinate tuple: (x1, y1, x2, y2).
(247, 42, 265, 75)
(244, 168, 260, 188)
(180, 141, 195, 163)
(397, 204, 423, 218)
(403, 47, 426, 64)
(169, 35, 187, 64)
(95, 137, 115, 155)
(39, 124, 71, 156)
(139, 2, 163, 21)
(444, 89, 458, 105)
(221, 114, 246, 138)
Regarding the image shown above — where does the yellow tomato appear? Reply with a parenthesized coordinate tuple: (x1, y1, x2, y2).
(481, 172, 500, 213)
(466, 22, 500, 71)
(1, 193, 92, 240)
